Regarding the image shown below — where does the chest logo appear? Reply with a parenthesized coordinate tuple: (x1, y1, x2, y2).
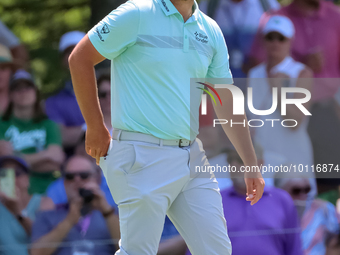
(194, 32, 208, 44)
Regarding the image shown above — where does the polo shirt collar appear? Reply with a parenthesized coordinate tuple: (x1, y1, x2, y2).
(157, 0, 178, 16)
(156, 0, 201, 22)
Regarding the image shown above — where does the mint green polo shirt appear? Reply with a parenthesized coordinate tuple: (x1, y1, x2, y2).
(88, 0, 233, 140)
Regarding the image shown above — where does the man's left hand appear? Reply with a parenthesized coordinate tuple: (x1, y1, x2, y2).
(83, 183, 111, 213)
(244, 171, 265, 206)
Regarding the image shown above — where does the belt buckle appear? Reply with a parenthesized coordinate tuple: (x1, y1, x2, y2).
(179, 139, 189, 148)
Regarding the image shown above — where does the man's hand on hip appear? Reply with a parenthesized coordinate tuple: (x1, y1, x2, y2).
(85, 125, 111, 165)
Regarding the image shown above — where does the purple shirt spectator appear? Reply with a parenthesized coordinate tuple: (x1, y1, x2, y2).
(31, 205, 116, 255)
(250, 1, 340, 101)
(187, 186, 303, 255)
(45, 80, 85, 126)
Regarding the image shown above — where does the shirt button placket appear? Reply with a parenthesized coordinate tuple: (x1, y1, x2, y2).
(183, 26, 189, 53)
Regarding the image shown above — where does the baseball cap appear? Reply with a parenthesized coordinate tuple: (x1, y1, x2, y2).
(0, 155, 30, 173)
(59, 31, 86, 53)
(10, 69, 36, 90)
(262, 15, 295, 39)
(0, 44, 20, 68)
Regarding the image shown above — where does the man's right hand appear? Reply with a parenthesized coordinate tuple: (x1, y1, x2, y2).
(65, 196, 82, 226)
(85, 124, 111, 165)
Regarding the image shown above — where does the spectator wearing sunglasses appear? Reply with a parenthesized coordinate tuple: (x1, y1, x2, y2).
(31, 155, 120, 255)
(247, 15, 317, 200)
(249, 0, 340, 196)
(45, 140, 118, 212)
(187, 145, 303, 255)
(275, 176, 340, 255)
(0, 155, 54, 255)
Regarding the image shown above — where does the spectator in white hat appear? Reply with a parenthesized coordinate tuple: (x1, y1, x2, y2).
(247, 15, 317, 204)
(44, 31, 86, 154)
(0, 19, 29, 69)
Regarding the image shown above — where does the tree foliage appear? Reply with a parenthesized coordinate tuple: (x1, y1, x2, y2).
(0, 0, 91, 95)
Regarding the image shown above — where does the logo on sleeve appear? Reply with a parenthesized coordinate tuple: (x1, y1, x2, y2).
(95, 24, 110, 42)
(101, 24, 110, 34)
(194, 32, 208, 44)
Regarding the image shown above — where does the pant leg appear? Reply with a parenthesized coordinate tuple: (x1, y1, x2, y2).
(167, 138, 232, 255)
(167, 182, 232, 255)
(100, 139, 189, 255)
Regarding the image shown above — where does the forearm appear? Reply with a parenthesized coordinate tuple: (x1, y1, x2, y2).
(31, 218, 74, 255)
(211, 89, 257, 166)
(60, 125, 85, 147)
(24, 151, 48, 166)
(24, 146, 64, 167)
(104, 213, 121, 241)
(18, 216, 33, 236)
(69, 42, 105, 129)
(157, 235, 187, 255)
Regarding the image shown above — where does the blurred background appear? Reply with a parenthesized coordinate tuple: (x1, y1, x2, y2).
(1, 0, 340, 254)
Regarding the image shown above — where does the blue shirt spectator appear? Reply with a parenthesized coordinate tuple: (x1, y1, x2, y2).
(47, 172, 118, 212)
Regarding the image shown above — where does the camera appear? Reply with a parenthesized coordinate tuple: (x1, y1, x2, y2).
(79, 188, 95, 216)
(79, 188, 95, 204)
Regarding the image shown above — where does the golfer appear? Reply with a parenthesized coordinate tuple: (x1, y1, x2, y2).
(69, 0, 265, 254)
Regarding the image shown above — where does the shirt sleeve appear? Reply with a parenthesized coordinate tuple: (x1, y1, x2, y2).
(206, 24, 234, 84)
(87, 0, 140, 60)
(44, 120, 62, 147)
(0, 20, 20, 48)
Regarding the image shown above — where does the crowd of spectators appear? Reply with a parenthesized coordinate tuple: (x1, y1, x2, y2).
(1, 0, 340, 254)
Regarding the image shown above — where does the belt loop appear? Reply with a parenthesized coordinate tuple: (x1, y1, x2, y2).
(117, 129, 122, 142)
(159, 139, 163, 147)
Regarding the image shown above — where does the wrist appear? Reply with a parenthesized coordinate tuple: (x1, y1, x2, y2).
(101, 206, 115, 218)
(65, 214, 78, 226)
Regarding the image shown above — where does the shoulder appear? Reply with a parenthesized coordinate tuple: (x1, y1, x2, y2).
(248, 62, 266, 78)
(199, 11, 224, 41)
(39, 196, 55, 211)
(199, 11, 222, 36)
(266, 186, 294, 206)
(128, 0, 150, 11)
(298, 65, 313, 78)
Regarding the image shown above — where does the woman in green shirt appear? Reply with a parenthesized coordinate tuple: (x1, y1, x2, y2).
(0, 70, 65, 194)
